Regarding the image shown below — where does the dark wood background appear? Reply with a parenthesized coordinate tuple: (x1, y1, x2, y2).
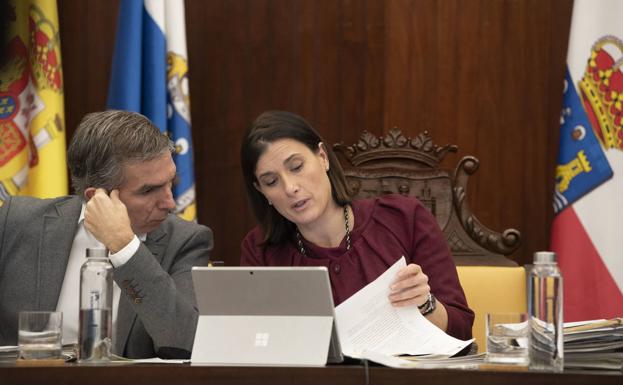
(57, 0, 573, 267)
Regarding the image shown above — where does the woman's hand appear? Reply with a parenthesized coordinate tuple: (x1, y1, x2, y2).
(388, 262, 448, 331)
(388, 263, 430, 307)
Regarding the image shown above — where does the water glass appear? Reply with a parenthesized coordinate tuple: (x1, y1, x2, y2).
(485, 312, 528, 365)
(18, 311, 63, 360)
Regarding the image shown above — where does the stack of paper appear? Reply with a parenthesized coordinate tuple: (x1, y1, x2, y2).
(335, 257, 475, 368)
(564, 318, 623, 370)
(0, 346, 18, 362)
(360, 350, 485, 369)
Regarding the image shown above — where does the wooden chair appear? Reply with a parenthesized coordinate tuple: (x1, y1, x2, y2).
(333, 128, 521, 266)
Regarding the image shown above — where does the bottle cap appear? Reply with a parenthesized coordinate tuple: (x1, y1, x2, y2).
(86, 248, 108, 259)
(533, 251, 556, 263)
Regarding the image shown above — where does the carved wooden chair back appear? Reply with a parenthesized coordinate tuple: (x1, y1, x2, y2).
(333, 128, 520, 266)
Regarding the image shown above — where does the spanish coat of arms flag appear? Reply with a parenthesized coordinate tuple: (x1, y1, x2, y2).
(551, 0, 623, 321)
(107, 0, 197, 222)
(0, 0, 67, 204)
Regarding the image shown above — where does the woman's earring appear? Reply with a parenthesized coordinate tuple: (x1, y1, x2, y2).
(268, 201, 273, 206)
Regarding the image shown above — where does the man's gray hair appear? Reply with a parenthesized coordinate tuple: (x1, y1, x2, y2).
(67, 110, 175, 197)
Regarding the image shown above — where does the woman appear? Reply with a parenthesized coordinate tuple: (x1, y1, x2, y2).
(240, 110, 473, 340)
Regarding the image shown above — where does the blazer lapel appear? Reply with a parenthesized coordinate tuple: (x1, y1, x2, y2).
(38, 197, 82, 310)
(115, 225, 168, 355)
(144, 227, 167, 265)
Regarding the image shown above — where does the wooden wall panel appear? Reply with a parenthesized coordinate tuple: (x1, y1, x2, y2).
(57, 0, 573, 266)
(58, 0, 119, 140)
(383, 0, 571, 266)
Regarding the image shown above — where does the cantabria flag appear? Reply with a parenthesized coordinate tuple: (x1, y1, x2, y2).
(0, 0, 67, 204)
(551, 0, 623, 321)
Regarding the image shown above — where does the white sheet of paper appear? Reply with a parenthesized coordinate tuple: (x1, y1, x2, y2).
(0, 346, 18, 353)
(111, 357, 187, 364)
(335, 256, 473, 357)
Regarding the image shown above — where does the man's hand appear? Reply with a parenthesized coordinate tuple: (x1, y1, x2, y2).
(84, 189, 135, 253)
(388, 263, 430, 307)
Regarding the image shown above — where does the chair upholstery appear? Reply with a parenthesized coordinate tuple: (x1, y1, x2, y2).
(333, 128, 521, 266)
(457, 266, 527, 353)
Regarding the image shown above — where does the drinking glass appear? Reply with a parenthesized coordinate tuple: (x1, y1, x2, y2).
(485, 312, 529, 365)
(18, 311, 63, 360)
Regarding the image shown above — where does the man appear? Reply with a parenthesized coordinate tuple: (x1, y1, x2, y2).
(0, 110, 213, 358)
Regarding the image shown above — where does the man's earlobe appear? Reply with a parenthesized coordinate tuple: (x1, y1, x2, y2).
(84, 187, 96, 201)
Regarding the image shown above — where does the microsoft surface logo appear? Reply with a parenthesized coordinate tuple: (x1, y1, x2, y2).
(254, 332, 269, 347)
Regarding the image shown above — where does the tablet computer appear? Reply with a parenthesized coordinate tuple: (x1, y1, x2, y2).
(190, 266, 343, 366)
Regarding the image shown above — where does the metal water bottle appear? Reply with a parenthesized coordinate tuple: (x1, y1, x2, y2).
(528, 251, 564, 372)
(78, 248, 113, 362)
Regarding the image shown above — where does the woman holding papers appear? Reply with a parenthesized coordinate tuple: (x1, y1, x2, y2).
(240, 111, 474, 340)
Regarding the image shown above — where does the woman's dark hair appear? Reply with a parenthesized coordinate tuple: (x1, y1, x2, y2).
(241, 110, 352, 245)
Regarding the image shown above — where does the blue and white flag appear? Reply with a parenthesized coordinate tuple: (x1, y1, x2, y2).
(107, 0, 196, 221)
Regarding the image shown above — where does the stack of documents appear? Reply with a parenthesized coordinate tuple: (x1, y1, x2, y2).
(361, 350, 485, 369)
(564, 318, 623, 370)
(0, 346, 18, 362)
(335, 257, 476, 368)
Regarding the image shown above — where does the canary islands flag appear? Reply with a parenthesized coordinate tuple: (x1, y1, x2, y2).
(0, 0, 67, 204)
(107, 0, 197, 221)
(551, 0, 623, 321)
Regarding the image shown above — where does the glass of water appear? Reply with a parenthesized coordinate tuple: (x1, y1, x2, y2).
(485, 312, 529, 365)
(18, 311, 63, 360)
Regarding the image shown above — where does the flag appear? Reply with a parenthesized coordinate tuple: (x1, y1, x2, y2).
(0, 0, 67, 204)
(107, 0, 197, 221)
(551, 0, 623, 321)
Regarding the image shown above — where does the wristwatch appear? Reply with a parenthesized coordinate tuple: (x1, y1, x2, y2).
(418, 293, 437, 316)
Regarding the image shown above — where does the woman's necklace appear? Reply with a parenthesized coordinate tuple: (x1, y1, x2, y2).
(296, 205, 351, 256)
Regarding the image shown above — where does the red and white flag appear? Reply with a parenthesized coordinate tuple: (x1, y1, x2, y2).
(551, 0, 623, 321)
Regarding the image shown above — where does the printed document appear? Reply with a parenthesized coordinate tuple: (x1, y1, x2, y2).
(335, 256, 473, 358)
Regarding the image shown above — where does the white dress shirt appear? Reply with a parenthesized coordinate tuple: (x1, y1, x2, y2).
(55, 204, 142, 345)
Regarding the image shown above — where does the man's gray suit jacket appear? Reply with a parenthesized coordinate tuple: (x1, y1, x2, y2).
(0, 195, 213, 358)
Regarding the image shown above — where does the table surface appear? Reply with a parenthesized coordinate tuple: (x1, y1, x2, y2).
(1, 361, 621, 385)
